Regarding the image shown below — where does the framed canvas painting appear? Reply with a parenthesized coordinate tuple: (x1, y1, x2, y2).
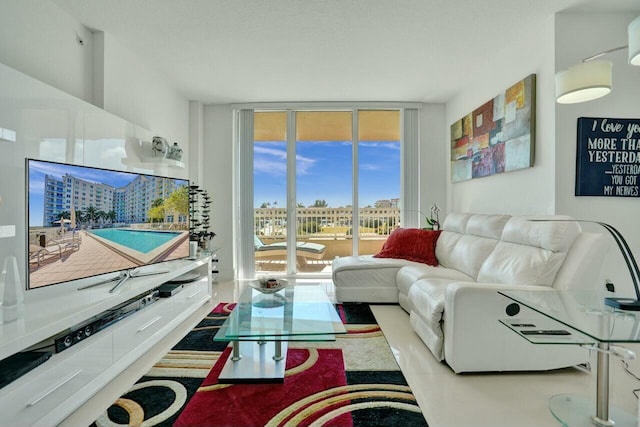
(450, 74, 536, 182)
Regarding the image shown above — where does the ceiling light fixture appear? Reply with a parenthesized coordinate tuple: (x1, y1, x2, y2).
(555, 60, 613, 104)
(555, 15, 640, 104)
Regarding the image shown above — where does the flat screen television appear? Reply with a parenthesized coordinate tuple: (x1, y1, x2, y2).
(26, 158, 190, 291)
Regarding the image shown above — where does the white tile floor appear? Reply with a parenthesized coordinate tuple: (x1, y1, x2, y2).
(215, 280, 640, 427)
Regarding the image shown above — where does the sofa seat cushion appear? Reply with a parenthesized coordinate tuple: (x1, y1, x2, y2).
(408, 278, 456, 360)
(410, 313, 445, 361)
(408, 278, 453, 330)
(396, 264, 473, 298)
(332, 255, 419, 290)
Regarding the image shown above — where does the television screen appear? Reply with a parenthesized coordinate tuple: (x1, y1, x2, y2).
(26, 159, 190, 290)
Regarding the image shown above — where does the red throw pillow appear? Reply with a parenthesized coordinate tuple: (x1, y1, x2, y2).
(373, 228, 442, 266)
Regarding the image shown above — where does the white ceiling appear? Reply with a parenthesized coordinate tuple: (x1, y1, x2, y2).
(52, 0, 640, 104)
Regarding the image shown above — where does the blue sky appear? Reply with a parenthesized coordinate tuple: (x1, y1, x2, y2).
(254, 140, 400, 208)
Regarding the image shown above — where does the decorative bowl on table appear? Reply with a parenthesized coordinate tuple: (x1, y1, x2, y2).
(254, 277, 288, 293)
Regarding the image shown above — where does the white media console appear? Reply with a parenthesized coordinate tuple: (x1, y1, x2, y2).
(0, 255, 213, 427)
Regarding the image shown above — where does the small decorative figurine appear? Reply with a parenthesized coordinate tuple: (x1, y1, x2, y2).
(152, 136, 169, 158)
(166, 142, 183, 161)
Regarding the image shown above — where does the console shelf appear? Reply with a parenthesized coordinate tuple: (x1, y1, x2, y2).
(140, 156, 185, 168)
(0, 256, 211, 361)
(0, 255, 213, 427)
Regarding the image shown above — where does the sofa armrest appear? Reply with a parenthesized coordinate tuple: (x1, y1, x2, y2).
(442, 282, 563, 372)
(444, 282, 554, 319)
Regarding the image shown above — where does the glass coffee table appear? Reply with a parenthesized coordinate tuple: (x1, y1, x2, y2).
(499, 289, 639, 427)
(213, 283, 346, 383)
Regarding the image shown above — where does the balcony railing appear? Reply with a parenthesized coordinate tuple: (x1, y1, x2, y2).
(254, 207, 400, 273)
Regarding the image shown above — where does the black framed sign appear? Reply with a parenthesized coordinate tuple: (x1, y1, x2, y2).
(576, 117, 640, 197)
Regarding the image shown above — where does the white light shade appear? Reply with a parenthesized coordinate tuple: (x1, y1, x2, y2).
(629, 15, 640, 65)
(555, 60, 612, 104)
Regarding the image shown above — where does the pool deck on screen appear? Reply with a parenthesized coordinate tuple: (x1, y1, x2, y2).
(28, 230, 189, 289)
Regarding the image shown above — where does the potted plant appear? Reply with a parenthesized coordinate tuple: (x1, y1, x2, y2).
(425, 204, 440, 230)
(189, 185, 216, 252)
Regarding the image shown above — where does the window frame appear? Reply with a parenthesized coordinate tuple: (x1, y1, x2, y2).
(233, 102, 421, 280)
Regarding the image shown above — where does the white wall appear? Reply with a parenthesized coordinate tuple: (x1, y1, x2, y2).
(100, 32, 189, 150)
(202, 104, 234, 281)
(555, 12, 640, 298)
(445, 16, 557, 215)
(443, 11, 640, 298)
(419, 104, 447, 218)
(0, 0, 94, 103)
(0, 1, 188, 151)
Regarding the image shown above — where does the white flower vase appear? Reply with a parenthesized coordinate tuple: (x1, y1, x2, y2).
(1, 256, 24, 323)
(189, 241, 199, 260)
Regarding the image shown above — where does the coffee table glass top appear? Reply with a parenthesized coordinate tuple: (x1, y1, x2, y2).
(499, 290, 640, 343)
(214, 284, 346, 342)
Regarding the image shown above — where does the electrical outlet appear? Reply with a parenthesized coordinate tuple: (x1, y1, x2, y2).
(605, 281, 615, 292)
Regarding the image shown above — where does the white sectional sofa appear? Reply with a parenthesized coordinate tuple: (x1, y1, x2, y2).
(332, 213, 609, 373)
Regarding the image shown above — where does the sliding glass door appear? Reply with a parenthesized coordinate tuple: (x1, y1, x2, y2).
(253, 111, 289, 273)
(357, 110, 401, 256)
(250, 108, 402, 277)
(295, 111, 353, 273)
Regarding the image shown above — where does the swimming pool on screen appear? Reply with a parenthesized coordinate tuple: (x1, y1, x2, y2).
(90, 229, 183, 253)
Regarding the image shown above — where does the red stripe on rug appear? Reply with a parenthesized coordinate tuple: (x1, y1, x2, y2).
(174, 347, 352, 427)
(211, 303, 236, 314)
(347, 325, 381, 334)
(337, 304, 348, 324)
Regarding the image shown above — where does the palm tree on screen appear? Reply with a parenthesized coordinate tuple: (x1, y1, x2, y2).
(85, 206, 98, 228)
(105, 210, 116, 227)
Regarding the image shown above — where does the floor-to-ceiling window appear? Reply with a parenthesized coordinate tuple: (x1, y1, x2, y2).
(253, 111, 290, 272)
(237, 104, 418, 279)
(356, 110, 401, 257)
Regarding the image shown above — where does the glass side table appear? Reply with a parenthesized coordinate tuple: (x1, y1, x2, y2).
(499, 289, 639, 427)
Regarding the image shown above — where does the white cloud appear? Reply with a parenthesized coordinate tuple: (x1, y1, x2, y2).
(254, 144, 316, 175)
(29, 176, 45, 195)
(296, 154, 315, 175)
(360, 164, 382, 171)
(254, 145, 286, 159)
(255, 157, 286, 175)
(359, 142, 400, 150)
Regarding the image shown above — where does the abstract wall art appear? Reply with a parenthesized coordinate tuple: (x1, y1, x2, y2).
(450, 74, 536, 182)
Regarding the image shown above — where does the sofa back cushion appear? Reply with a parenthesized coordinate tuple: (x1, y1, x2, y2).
(476, 216, 580, 286)
(437, 213, 510, 279)
(436, 213, 471, 267)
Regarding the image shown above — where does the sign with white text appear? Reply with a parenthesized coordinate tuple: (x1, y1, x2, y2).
(576, 117, 640, 197)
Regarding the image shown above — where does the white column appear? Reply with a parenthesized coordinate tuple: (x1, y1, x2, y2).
(188, 101, 204, 186)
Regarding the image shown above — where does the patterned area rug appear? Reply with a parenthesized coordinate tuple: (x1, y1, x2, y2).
(92, 303, 427, 426)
